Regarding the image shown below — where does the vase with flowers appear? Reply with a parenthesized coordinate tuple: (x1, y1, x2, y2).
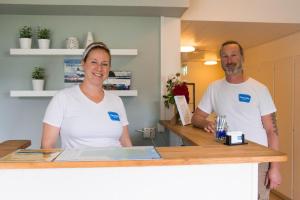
(163, 73, 189, 124)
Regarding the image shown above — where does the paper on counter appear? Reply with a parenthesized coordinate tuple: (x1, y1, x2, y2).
(0, 149, 62, 162)
(55, 146, 161, 161)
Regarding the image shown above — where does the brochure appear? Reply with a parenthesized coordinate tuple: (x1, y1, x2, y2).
(174, 95, 192, 125)
(0, 149, 62, 162)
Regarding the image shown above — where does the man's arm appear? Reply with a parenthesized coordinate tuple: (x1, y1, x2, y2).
(261, 112, 281, 189)
(191, 108, 215, 133)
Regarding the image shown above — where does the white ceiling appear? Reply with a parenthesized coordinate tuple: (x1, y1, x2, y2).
(181, 21, 300, 62)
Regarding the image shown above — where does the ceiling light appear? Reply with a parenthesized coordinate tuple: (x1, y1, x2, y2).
(180, 46, 195, 52)
(204, 60, 217, 65)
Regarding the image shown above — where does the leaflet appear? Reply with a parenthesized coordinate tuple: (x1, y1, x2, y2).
(0, 149, 62, 162)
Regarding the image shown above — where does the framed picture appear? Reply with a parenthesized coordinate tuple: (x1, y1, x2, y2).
(174, 95, 192, 126)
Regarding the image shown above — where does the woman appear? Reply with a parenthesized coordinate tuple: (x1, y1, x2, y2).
(41, 42, 132, 149)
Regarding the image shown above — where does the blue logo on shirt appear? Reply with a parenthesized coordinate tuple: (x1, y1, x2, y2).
(108, 112, 120, 121)
(238, 94, 251, 103)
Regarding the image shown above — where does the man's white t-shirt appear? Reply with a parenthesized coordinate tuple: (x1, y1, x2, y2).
(198, 78, 276, 146)
(43, 85, 129, 149)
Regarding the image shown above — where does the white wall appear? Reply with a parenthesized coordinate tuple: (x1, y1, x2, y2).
(160, 17, 181, 120)
(182, 61, 223, 107)
(0, 15, 163, 147)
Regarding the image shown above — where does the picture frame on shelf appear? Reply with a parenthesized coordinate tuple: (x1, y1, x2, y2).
(64, 58, 83, 86)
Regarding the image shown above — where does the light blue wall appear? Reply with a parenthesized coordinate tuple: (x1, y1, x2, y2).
(0, 15, 167, 147)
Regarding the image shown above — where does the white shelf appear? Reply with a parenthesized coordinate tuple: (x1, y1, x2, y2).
(10, 90, 138, 97)
(10, 49, 138, 56)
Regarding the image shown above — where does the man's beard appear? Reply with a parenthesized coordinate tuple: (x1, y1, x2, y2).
(222, 63, 243, 76)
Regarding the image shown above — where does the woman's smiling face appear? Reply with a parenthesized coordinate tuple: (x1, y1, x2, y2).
(82, 48, 111, 86)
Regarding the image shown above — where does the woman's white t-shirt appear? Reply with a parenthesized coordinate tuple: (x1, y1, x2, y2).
(43, 85, 129, 149)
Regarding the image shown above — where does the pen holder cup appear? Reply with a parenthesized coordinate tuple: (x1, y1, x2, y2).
(215, 130, 227, 140)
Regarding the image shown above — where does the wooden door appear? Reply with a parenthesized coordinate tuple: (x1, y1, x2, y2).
(274, 57, 293, 198)
(293, 56, 300, 200)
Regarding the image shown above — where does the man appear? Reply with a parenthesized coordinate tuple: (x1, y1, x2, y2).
(191, 40, 281, 200)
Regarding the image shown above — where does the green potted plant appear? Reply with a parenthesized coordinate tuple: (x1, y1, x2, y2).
(37, 27, 51, 49)
(19, 25, 33, 49)
(32, 66, 45, 91)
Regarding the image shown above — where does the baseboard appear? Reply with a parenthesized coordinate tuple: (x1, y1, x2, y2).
(271, 190, 291, 200)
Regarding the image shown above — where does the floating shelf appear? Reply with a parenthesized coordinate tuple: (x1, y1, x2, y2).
(10, 49, 138, 56)
(10, 90, 138, 97)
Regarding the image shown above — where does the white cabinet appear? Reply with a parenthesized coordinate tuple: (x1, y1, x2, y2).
(9, 48, 138, 97)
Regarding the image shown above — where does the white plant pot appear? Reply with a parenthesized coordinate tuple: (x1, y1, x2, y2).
(19, 38, 32, 49)
(38, 39, 50, 49)
(32, 79, 44, 91)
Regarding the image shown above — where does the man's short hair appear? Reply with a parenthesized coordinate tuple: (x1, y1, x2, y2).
(220, 40, 244, 57)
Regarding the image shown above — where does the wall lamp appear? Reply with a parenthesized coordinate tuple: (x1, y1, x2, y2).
(180, 46, 195, 52)
(204, 60, 217, 65)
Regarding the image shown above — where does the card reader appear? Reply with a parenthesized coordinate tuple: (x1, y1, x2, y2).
(225, 131, 247, 145)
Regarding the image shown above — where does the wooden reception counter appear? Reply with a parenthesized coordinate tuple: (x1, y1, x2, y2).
(0, 122, 287, 200)
(0, 140, 31, 158)
(0, 134, 285, 169)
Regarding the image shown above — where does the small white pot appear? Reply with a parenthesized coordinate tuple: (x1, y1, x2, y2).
(66, 37, 79, 49)
(19, 38, 32, 49)
(32, 79, 44, 91)
(38, 39, 50, 49)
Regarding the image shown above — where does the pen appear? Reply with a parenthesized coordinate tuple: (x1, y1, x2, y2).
(16, 150, 52, 154)
(16, 151, 44, 154)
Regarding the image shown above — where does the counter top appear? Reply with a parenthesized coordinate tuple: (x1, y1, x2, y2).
(0, 140, 31, 158)
(160, 120, 217, 146)
(0, 124, 287, 169)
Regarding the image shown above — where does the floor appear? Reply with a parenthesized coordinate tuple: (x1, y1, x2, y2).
(270, 192, 283, 200)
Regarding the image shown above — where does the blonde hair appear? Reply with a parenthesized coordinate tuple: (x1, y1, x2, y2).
(82, 42, 111, 63)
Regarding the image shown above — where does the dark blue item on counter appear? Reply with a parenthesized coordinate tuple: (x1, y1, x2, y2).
(216, 130, 227, 140)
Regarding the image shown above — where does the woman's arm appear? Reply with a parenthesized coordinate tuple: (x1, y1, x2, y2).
(119, 125, 132, 147)
(41, 123, 60, 149)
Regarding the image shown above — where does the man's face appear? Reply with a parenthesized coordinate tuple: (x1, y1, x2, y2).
(220, 44, 243, 76)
